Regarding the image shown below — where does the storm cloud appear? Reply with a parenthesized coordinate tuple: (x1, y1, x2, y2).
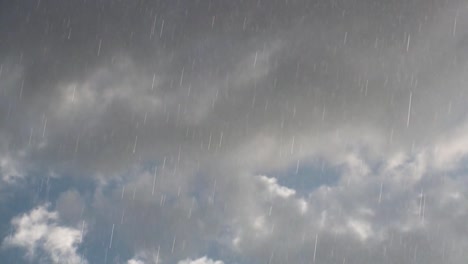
(1, 0, 468, 263)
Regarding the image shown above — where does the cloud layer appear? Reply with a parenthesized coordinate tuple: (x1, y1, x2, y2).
(3, 205, 86, 264)
(1, 0, 468, 263)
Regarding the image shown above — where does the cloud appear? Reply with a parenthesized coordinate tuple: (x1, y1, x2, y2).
(258, 175, 296, 198)
(2, 0, 468, 264)
(178, 256, 224, 264)
(3, 205, 87, 264)
(127, 256, 147, 264)
(127, 259, 145, 264)
(55, 189, 85, 224)
(0, 154, 22, 183)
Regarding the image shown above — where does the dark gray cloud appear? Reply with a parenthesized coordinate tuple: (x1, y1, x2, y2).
(2, 0, 468, 263)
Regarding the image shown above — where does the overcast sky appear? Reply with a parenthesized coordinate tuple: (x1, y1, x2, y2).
(1, 0, 468, 263)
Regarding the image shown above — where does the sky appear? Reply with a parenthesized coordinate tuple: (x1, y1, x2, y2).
(1, 0, 468, 263)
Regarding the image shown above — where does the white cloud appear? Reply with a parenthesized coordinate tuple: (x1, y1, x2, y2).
(432, 124, 468, 170)
(0, 154, 22, 183)
(178, 256, 224, 264)
(258, 175, 295, 198)
(3, 205, 87, 264)
(127, 258, 145, 264)
(126, 250, 163, 264)
(346, 218, 374, 241)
